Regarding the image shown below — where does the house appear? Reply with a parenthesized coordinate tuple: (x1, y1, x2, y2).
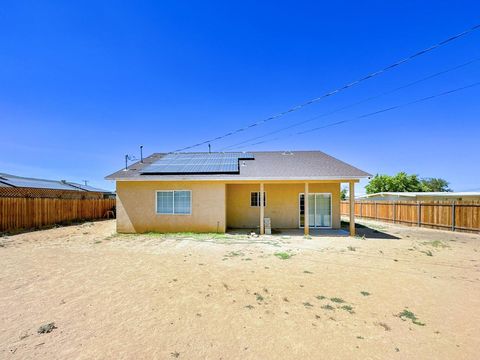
(105, 151, 371, 235)
(356, 192, 480, 202)
(0, 172, 114, 199)
(106, 151, 371, 234)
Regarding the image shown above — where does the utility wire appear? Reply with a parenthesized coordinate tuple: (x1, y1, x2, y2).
(174, 24, 480, 153)
(220, 56, 480, 151)
(237, 81, 480, 148)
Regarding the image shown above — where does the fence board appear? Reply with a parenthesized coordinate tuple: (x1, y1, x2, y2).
(0, 197, 116, 232)
(341, 200, 480, 233)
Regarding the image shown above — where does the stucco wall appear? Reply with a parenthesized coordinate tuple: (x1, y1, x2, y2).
(226, 182, 341, 229)
(116, 181, 226, 233)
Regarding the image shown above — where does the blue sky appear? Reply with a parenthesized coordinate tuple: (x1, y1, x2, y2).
(1, 1, 479, 193)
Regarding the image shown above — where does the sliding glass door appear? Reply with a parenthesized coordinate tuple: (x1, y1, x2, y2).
(299, 193, 332, 228)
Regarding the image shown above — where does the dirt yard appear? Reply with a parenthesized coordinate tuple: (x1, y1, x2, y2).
(1, 220, 479, 359)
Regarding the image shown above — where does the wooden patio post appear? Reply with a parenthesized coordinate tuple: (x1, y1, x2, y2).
(304, 182, 309, 236)
(349, 181, 355, 236)
(259, 183, 265, 235)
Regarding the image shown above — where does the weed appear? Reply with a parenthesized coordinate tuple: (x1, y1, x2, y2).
(321, 304, 335, 311)
(94, 240, 102, 244)
(38, 323, 56, 334)
(283, 297, 289, 302)
(171, 351, 180, 358)
(347, 246, 356, 251)
(303, 302, 313, 308)
(421, 250, 433, 257)
(340, 305, 355, 313)
(274, 252, 292, 260)
(423, 240, 449, 248)
(360, 291, 370, 296)
(330, 297, 345, 303)
(303, 270, 313, 274)
(316, 295, 326, 300)
(145, 232, 248, 241)
(255, 293, 264, 302)
(226, 251, 243, 257)
(397, 309, 425, 326)
(356, 336, 364, 339)
(245, 305, 254, 309)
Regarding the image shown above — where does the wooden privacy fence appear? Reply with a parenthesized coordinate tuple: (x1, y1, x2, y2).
(0, 197, 116, 232)
(340, 200, 480, 233)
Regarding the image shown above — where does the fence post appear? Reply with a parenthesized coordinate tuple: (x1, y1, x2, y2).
(360, 202, 363, 218)
(451, 201, 456, 232)
(393, 202, 396, 224)
(374, 201, 377, 220)
(417, 201, 421, 227)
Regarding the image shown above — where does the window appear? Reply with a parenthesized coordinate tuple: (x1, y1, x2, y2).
(156, 190, 191, 215)
(250, 192, 266, 207)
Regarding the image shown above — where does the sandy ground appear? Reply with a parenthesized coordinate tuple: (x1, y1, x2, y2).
(1, 220, 479, 359)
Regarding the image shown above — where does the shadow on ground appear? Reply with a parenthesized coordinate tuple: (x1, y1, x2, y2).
(341, 221, 400, 240)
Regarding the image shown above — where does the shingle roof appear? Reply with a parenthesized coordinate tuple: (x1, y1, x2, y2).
(105, 151, 371, 181)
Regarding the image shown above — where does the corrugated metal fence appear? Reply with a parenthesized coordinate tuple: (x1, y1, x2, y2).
(0, 197, 116, 232)
(340, 200, 480, 233)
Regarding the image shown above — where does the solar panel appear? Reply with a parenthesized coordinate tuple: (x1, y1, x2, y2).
(140, 152, 255, 174)
(0, 174, 79, 191)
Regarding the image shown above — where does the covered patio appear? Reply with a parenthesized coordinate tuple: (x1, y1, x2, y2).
(226, 180, 357, 236)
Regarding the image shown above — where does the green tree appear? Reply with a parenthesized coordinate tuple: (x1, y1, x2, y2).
(340, 187, 348, 200)
(365, 173, 452, 194)
(420, 178, 451, 192)
(365, 172, 423, 194)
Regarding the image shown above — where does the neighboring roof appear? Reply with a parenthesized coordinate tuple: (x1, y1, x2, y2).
(357, 192, 480, 199)
(65, 181, 114, 193)
(0, 173, 80, 191)
(0, 173, 112, 193)
(105, 151, 371, 181)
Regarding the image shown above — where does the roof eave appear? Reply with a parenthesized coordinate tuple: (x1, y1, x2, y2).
(105, 175, 370, 182)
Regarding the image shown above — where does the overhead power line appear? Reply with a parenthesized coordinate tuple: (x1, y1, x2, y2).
(220, 56, 480, 151)
(174, 24, 480, 152)
(238, 81, 480, 148)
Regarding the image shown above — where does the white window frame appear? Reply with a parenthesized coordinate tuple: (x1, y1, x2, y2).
(155, 190, 192, 215)
(298, 192, 332, 229)
(250, 191, 267, 207)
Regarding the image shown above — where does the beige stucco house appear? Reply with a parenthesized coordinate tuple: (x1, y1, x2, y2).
(106, 151, 370, 235)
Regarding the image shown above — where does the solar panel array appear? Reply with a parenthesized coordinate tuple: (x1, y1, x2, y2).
(140, 152, 255, 174)
(0, 173, 80, 191)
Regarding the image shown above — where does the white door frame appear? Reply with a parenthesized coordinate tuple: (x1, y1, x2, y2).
(299, 192, 332, 229)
